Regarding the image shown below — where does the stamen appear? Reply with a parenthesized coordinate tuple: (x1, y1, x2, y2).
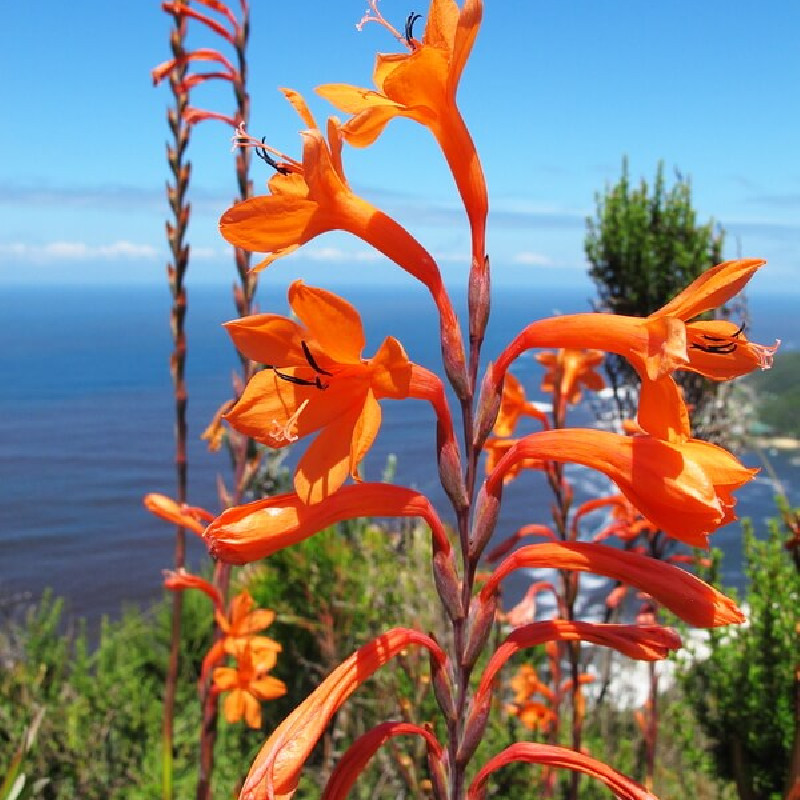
(231, 122, 299, 174)
(301, 340, 333, 376)
(404, 12, 422, 43)
(755, 340, 781, 370)
(271, 367, 328, 390)
(356, 0, 408, 47)
(690, 341, 738, 355)
(268, 399, 310, 444)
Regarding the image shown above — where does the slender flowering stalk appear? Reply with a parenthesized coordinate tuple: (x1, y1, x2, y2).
(153, 2, 256, 797)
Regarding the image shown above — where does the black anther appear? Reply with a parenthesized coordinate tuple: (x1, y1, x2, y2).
(301, 340, 333, 376)
(405, 12, 422, 43)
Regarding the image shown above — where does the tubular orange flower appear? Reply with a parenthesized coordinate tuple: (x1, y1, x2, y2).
(320, 722, 443, 800)
(535, 348, 605, 407)
(238, 628, 447, 800)
(483, 428, 756, 547)
(212, 644, 286, 729)
(485, 525, 557, 563)
(467, 743, 657, 800)
(204, 482, 451, 563)
(479, 542, 744, 628)
(476, 621, 682, 709)
(222, 280, 447, 503)
(491, 259, 778, 436)
(483, 436, 546, 483)
(144, 492, 213, 536)
(492, 371, 550, 436)
(317, 0, 487, 266)
(163, 569, 224, 614)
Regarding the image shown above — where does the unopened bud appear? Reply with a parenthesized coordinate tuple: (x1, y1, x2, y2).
(439, 313, 469, 402)
(427, 744, 449, 800)
(437, 424, 468, 512)
(468, 254, 491, 350)
(429, 650, 456, 722)
(458, 694, 491, 768)
(469, 484, 502, 563)
(473, 366, 502, 452)
(432, 550, 464, 622)
(462, 593, 498, 670)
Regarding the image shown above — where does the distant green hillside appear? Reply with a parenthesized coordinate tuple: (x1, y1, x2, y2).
(744, 349, 800, 438)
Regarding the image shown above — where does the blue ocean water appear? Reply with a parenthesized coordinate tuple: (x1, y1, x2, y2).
(1, 283, 797, 621)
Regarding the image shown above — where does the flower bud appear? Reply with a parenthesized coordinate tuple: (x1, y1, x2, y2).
(462, 593, 498, 670)
(469, 254, 491, 350)
(439, 312, 470, 402)
(429, 649, 456, 723)
(427, 743, 450, 800)
(473, 366, 502, 452)
(437, 423, 468, 513)
(458, 694, 491, 768)
(432, 550, 464, 622)
(469, 484, 502, 563)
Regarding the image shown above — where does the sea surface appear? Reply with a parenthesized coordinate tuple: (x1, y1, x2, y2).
(1, 283, 797, 623)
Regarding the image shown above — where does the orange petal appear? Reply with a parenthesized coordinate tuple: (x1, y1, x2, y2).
(214, 667, 240, 694)
(382, 46, 449, 114)
(144, 493, 210, 536)
(219, 194, 319, 254)
(288, 281, 365, 363)
(250, 676, 288, 703)
(424, 0, 459, 49)
(349, 390, 381, 480)
(468, 743, 658, 800)
(637, 376, 690, 442)
(223, 314, 308, 368)
(205, 483, 450, 564)
(240, 630, 446, 800)
(369, 336, 413, 398)
(242, 691, 263, 729)
(295, 406, 362, 503)
(448, 0, 483, 95)
(654, 259, 765, 321)
(236, 608, 276, 636)
(279, 87, 317, 129)
(480, 541, 744, 628)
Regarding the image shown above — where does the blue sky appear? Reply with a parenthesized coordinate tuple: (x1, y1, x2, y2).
(1, 1, 798, 295)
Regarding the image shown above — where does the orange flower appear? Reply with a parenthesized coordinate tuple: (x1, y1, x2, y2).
(144, 493, 213, 536)
(203, 590, 282, 681)
(222, 280, 438, 503)
(479, 541, 744, 627)
(238, 628, 446, 800)
(162, 569, 223, 613)
(205, 483, 451, 564)
(483, 428, 756, 547)
(212, 644, 287, 729)
(468, 743, 656, 800)
(492, 371, 550, 436)
(220, 90, 442, 290)
(492, 259, 778, 436)
(321, 722, 443, 800)
(535, 348, 605, 407)
(317, 0, 487, 264)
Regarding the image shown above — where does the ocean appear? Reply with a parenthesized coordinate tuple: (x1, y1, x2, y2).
(1, 282, 797, 623)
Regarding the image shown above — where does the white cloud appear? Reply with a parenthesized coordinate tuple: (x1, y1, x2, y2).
(512, 251, 552, 266)
(286, 245, 385, 263)
(0, 240, 161, 263)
